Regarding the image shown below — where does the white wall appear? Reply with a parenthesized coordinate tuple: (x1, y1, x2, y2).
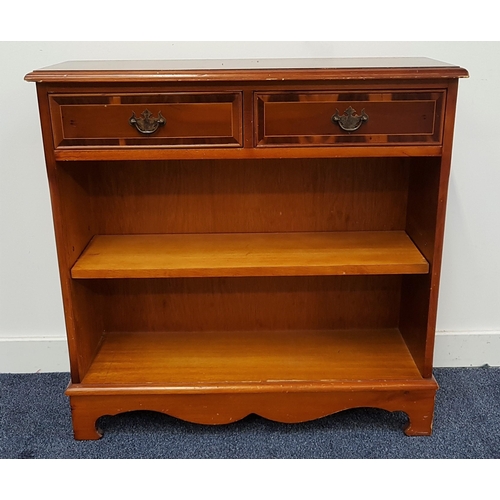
(1, 42, 499, 371)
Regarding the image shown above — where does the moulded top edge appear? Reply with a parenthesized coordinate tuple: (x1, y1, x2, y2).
(24, 57, 469, 83)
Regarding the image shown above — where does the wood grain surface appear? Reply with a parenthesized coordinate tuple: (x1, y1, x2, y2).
(26, 58, 466, 438)
(71, 231, 429, 279)
(81, 329, 421, 387)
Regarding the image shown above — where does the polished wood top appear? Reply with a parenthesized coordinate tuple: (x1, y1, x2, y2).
(25, 57, 469, 83)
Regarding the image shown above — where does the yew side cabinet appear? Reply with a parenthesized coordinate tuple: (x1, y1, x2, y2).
(25, 58, 468, 439)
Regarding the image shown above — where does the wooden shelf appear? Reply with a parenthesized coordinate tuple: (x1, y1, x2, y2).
(81, 329, 422, 388)
(71, 231, 428, 279)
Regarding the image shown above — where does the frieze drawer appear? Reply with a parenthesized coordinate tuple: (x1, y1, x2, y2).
(49, 92, 243, 149)
(255, 91, 445, 147)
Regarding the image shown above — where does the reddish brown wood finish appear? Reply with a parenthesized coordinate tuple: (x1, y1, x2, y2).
(49, 92, 242, 148)
(24, 57, 468, 83)
(75, 276, 402, 333)
(26, 58, 467, 439)
(71, 231, 428, 279)
(65, 158, 411, 234)
(80, 329, 422, 385)
(67, 381, 438, 440)
(256, 91, 444, 147)
(54, 145, 443, 162)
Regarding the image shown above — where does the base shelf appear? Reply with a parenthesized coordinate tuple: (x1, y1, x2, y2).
(67, 328, 437, 440)
(79, 328, 423, 390)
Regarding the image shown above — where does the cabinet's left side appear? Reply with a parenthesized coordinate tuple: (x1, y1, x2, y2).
(35, 84, 103, 382)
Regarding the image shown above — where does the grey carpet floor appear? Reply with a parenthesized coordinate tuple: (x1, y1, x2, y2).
(1, 366, 499, 458)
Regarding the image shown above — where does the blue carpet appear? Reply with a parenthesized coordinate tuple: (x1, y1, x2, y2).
(1, 367, 499, 458)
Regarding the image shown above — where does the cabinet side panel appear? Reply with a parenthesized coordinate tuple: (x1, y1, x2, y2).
(48, 162, 104, 381)
(401, 80, 460, 377)
(36, 85, 103, 382)
(401, 158, 440, 375)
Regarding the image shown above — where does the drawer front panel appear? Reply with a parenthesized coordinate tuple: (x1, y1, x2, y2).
(255, 91, 445, 147)
(50, 93, 243, 148)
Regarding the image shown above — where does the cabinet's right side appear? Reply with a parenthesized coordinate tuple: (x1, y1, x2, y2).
(400, 79, 462, 377)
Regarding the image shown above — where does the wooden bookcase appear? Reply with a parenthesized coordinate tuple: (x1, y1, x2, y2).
(25, 58, 468, 439)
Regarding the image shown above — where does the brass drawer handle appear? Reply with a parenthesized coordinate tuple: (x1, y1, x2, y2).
(332, 106, 369, 132)
(129, 109, 166, 134)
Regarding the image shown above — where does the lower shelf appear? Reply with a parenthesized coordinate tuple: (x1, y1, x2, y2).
(80, 328, 422, 388)
(67, 329, 438, 439)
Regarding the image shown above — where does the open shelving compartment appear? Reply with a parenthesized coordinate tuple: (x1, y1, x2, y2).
(57, 156, 441, 437)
